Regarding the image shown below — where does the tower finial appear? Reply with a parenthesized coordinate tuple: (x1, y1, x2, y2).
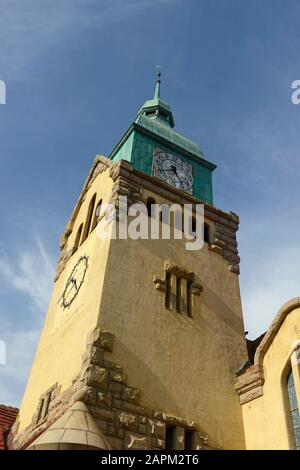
(154, 66, 161, 99)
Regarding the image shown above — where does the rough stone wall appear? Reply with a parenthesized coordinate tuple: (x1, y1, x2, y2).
(10, 328, 209, 451)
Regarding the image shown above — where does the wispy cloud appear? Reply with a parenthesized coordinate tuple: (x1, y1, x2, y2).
(0, 236, 55, 405)
(0, 328, 40, 406)
(0, 0, 177, 79)
(0, 236, 54, 315)
(217, 111, 300, 193)
(240, 211, 300, 338)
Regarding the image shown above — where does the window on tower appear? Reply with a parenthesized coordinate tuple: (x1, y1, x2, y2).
(146, 197, 156, 217)
(81, 193, 96, 244)
(204, 223, 210, 243)
(164, 425, 197, 450)
(165, 264, 195, 316)
(145, 110, 156, 117)
(36, 391, 52, 424)
(91, 199, 103, 232)
(165, 425, 176, 450)
(74, 223, 83, 253)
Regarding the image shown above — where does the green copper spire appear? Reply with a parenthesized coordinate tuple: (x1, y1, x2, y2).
(136, 67, 175, 128)
(109, 72, 216, 205)
(154, 67, 161, 99)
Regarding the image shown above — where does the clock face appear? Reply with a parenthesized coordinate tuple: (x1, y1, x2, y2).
(153, 150, 194, 195)
(61, 256, 88, 309)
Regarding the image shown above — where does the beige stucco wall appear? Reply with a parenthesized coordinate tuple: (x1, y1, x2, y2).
(97, 189, 248, 450)
(242, 307, 300, 450)
(17, 169, 114, 432)
(16, 167, 247, 450)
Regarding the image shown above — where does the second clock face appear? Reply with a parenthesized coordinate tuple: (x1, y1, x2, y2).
(61, 255, 88, 309)
(153, 150, 194, 195)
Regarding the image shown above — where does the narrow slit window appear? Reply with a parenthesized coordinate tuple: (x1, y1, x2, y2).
(165, 426, 176, 450)
(165, 272, 171, 310)
(43, 392, 52, 419)
(191, 216, 196, 234)
(184, 430, 194, 450)
(146, 197, 156, 217)
(204, 223, 210, 243)
(37, 398, 44, 423)
(91, 199, 102, 232)
(176, 277, 181, 313)
(81, 193, 96, 244)
(187, 281, 193, 317)
(74, 223, 83, 253)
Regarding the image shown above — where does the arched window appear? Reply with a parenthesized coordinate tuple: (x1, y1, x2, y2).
(204, 223, 210, 243)
(74, 223, 83, 252)
(146, 197, 156, 217)
(91, 199, 103, 232)
(81, 194, 96, 244)
(287, 369, 300, 450)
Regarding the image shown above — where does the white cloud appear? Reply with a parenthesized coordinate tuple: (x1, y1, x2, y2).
(0, 0, 177, 80)
(0, 328, 40, 406)
(240, 212, 300, 338)
(0, 237, 54, 315)
(0, 236, 54, 406)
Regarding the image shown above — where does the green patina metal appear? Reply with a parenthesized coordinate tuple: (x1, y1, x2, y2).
(109, 72, 216, 205)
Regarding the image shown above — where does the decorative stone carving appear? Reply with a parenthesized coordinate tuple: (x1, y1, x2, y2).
(192, 283, 202, 296)
(165, 261, 194, 281)
(153, 276, 166, 292)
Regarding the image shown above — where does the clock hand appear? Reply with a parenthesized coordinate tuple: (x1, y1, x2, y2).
(171, 166, 183, 187)
(71, 278, 78, 291)
(65, 278, 77, 298)
(163, 167, 183, 188)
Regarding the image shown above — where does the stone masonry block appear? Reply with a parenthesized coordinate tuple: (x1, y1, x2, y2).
(148, 419, 166, 439)
(89, 346, 104, 365)
(97, 391, 112, 408)
(122, 386, 140, 404)
(111, 371, 127, 384)
(86, 366, 108, 389)
(118, 412, 137, 431)
(89, 328, 114, 352)
(124, 432, 151, 450)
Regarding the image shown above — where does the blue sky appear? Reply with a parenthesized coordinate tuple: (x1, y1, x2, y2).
(1, 0, 300, 406)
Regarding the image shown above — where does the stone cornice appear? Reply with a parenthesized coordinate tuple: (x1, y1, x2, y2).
(110, 160, 241, 273)
(235, 297, 300, 405)
(54, 158, 241, 282)
(254, 297, 300, 372)
(60, 155, 112, 251)
(54, 156, 112, 282)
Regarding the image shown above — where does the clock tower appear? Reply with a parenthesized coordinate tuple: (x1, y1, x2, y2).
(11, 74, 248, 450)
(110, 69, 215, 204)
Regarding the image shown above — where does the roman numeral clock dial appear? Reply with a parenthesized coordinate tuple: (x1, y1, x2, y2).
(153, 150, 194, 195)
